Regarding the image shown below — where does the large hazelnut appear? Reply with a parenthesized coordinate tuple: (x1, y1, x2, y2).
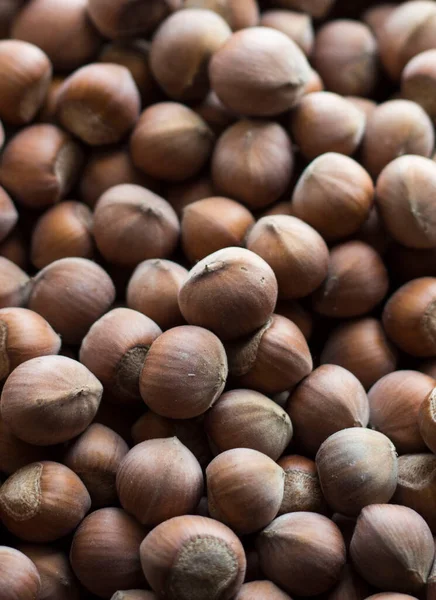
(235, 581, 292, 600)
(0, 547, 41, 600)
(184, 0, 259, 30)
(0, 257, 30, 308)
(0, 187, 17, 244)
(419, 388, 436, 454)
(259, 10, 313, 56)
(278, 455, 328, 515)
(402, 50, 436, 122)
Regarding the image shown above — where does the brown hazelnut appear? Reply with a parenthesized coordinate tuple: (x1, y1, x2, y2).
(206, 447, 285, 534)
(0, 415, 54, 475)
(182, 196, 254, 263)
(0, 0, 26, 37)
(312, 241, 389, 318)
(178, 247, 278, 340)
(402, 50, 436, 122)
(184, 0, 259, 31)
(0, 40, 51, 125)
(70, 507, 146, 598)
(365, 595, 419, 600)
(38, 75, 65, 123)
(130, 102, 214, 182)
(0, 257, 30, 308)
(275, 300, 313, 341)
(204, 389, 292, 460)
(419, 388, 436, 454)
(268, 0, 335, 19)
(321, 318, 398, 390)
(56, 63, 140, 146)
(166, 176, 216, 217)
(235, 581, 292, 600)
(387, 244, 436, 284)
(288, 365, 370, 456)
(209, 27, 311, 116)
(211, 119, 294, 209)
(0, 124, 83, 209)
(0, 547, 41, 600)
(259, 10, 313, 56)
(111, 593, 156, 600)
(303, 68, 325, 94)
(355, 206, 391, 256)
(278, 454, 328, 515)
(363, 4, 397, 37)
(316, 429, 398, 516)
(382, 278, 436, 357)
(257, 512, 346, 596)
(29, 257, 116, 345)
(93, 184, 180, 268)
(0, 228, 29, 270)
(193, 91, 237, 136)
(326, 563, 371, 600)
(140, 515, 246, 600)
(292, 154, 374, 241)
(0, 187, 17, 244)
(139, 325, 227, 418)
(346, 95, 377, 118)
(350, 504, 434, 593)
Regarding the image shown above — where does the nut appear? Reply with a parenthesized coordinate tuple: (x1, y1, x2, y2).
(184, 0, 259, 31)
(402, 50, 436, 123)
(0, 187, 18, 243)
(277, 454, 328, 515)
(259, 10, 314, 56)
(235, 581, 292, 599)
(419, 387, 436, 453)
(0, 547, 41, 600)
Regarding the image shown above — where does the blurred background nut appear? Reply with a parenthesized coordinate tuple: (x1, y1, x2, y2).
(0, 546, 41, 600)
(0, 187, 18, 244)
(402, 49, 436, 123)
(259, 10, 314, 56)
(184, 0, 259, 31)
(0, 257, 30, 309)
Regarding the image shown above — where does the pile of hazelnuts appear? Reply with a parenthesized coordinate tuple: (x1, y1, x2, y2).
(1, 0, 436, 598)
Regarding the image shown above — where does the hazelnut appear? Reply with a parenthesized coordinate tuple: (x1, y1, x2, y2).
(235, 581, 292, 600)
(31, 201, 94, 269)
(268, 0, 335, 19)
(130, 102, 214, 182)
(420, 360, 436, 379)
(0, 187, 18, 244)
(387, 244, 436, 284)
(0, 228, 28, 270)
(246, 215, 329, 299)
(0, 461, 91, 542)
(11, 0, 102, 71)
(56, 63, 141, 146)
(291, 154, 374, 241)
(402, 50, 436, 123)
(365, 595, 419, 600)
(193, 90, 237, 136)
(117, 437, 203, 526)
(277, 455, 328, 515)
(70, 507, 146, 598)
(275, 300, 313, 340)
(320, 318, 398, 390)
(184, 0, 259, 31)
(0, 124, 84, 209)
(346, 95, 377, 118)
(204, 389, 293, 460)
(0, 415, 54, 475)
(166, 175, 216, 217)
(140, 515, 246, 600)
(327, 563, 371, 600)
(111, 593, 156, 600)
(363, 4, 397, 37)
(209, 27, 311, 116)
(206, 447, 285, 534)
(94, 400, 139, 445)
(316, 428, 398, 516)
(312, 241, 389, 318)
(28, 257, 116, 345)
(303, 68, 324, 94)
(355, 206, 391, 256)
(139, 325, 227, 418)
(288, 365, 370, 456)
(419, 388, 436, 454)
(257, 512, 346, 596)
(259, 10, 313, 56)
(361, 101, 434, 178)
(178, 247, 278, 340)
(0, 40, 51, 125)
(0, 0, 26, 37)
(38, 75, 65, 123)
(0, 547, 41, 600)
(93, 184, 180, 268)
(0, 257, 30, 308)
(350, 504, 434, 593)
(382, 277, 436, 357)
(1, 355, 102, 445)
(150, 9, 231, 103)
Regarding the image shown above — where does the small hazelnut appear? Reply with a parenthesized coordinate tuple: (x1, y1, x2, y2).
(259, 10, 313, 56)
(0, 257, 30, 308)
(288, 365, 370, 456)
(28, 257, 116, 345)
(355, 206, 391, 256)
(178, 247, 278, 340)
(56, 63, 141, 146)
(419, 388, 436, 454)
(257, 512, 346, 596)
(0, 228, 29, 270)
(387, 244, 436, 284)
(0, 40, 52, 125)
(277, 455, 328, 515)
(0, 547, 41, 600)
(346, 95, 377, 118)
(130, 102, 214, 182)
(206, 447, 285, 534)
(139, 325, 227, 419)
(0, 187, 18, 244)
(363, 4, 397, 37)
(184, 0, 259, 31)
(350, 504, 434, 593)
(111, 593, 156, 600)
(235, 581, 292, 600)
(70, 507, 146, 598)
(303, 68, 325, 94)
(326, 563, 371, 600)
(166, 176, 216, 217)
(193, 91, 237, 136)
(316, 428, 398, 516)
(209, 27, 311, 117)
(268, 0, 335, 19)
(140, 515, 246, 600)
(38, 75, 65, 123)
(402, 50, 436, 122)
(275, 300, 313, 340)
(204, 389, 293, 460)
(0, 415, 54, 475)
(0, 461, 91, 542)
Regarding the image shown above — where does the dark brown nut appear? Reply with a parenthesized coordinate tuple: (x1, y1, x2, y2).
(326, 564, 371, 600)
(402, 50, 436, 122)
(56, 63, 140, 146)
(362, 101, 434, 178)
(140, 515, 246, 600)
(420, 360, 436, 379)
(275, 300, 313, 341)
(278, 455, 328, 515)
(0, 228, 28, 270)
(387, 244, 436, 284)
(209, 27, 311, 117)
(29, 257, 116, 345)
(259, 10, 313, 56)
(211, 119, 294, 209)
(178, 247, 278, 340)
(0, 187, 17, 244)
(312, 241, 389, 318)
(235, 581, 292, 600)
(0, 415, 53, 475)
(321, 318, 398, 391)
(38, 75, 65, 123)
(355, 207, 391, 256)
(0, 547, 41, 600)
(206, 447, 285, 534)
(363, 4, 397, 37)
(350, 504, 434, 593)
(292, 154, 374, 241)
(193, 90, 237, 136)
(226, 314, 313, 395)
(268, 0, 335, 19)
(182, 197, 254, 263)
(130, 102, 214, 182)
(12, 0, 102, 71)
(257, 512, 346, 596)
(140, 325, 227, 419)
(0, 119, 3, 150)
(150, 9, 231, 103)
(382, 278, 436, 357)
(166, 176, 216, 217)
(0, 461, 91, 542)
(31, 201, 93, 269)
(419, 388, 436, 454)
(0, 257, 30, 308)
(246, 215, 329, 299)
(346, 95, 377, 118)
(0, 124, 83, 209)
(0, 0, 26, 37)
(70, 508, 146, 598)
(316, 428, 398, 516)
(368, 370, 435, 454)
(184, 0, 259, 31)
(87, 0, 182, 39)
(0, 40, 51, 125)
(288, 364, 369, 456)
(204, 389, 292, 460)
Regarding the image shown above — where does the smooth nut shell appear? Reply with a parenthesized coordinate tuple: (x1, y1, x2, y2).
(235, 581, 292, 600)
(0, 547, 41, 600)
(0, 187, 18, 243)
(259, 10, 314, 56)
(184, 0, 259, 30)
